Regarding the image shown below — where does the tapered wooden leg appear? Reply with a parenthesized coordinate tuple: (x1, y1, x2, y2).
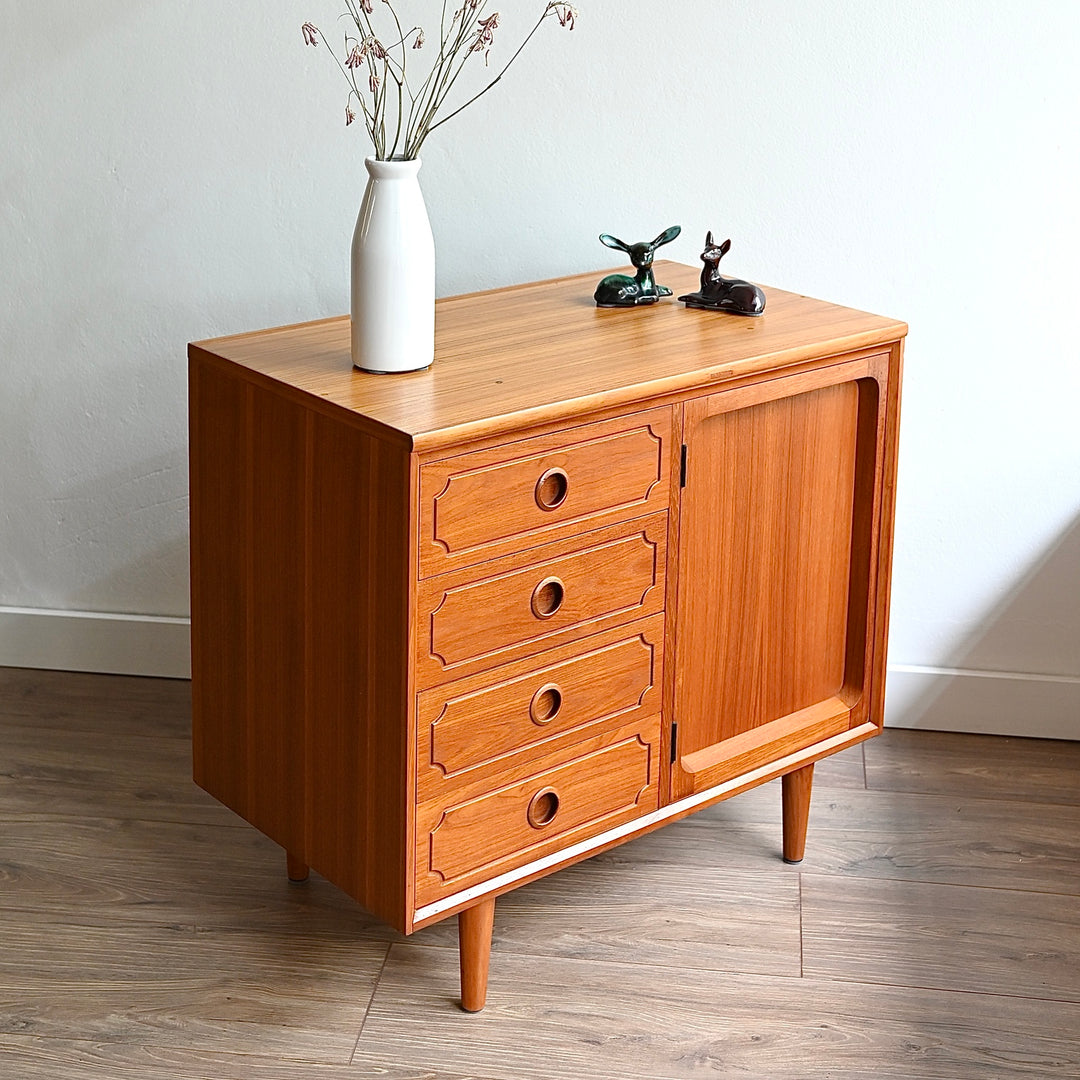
(286, 852, 309, 883)
(781, 763, 815, 864)
(458, 896, 496, 1013)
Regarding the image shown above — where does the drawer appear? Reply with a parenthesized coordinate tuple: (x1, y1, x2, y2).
(415, 718, 660, 905)
(417, 614, 664, 800)
(416, 514, 667, 686)
(418, 409, 673, 577)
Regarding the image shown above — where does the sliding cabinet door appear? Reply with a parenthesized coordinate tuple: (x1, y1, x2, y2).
(671, 355, 891, 801)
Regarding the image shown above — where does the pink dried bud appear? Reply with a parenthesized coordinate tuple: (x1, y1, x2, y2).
(346, 44, 366, 68)
(360, 0, 373, 12)
(471, 12, 500, 62)
(413, 28, 425, 49)
(551, 3, 577, 29)
(301, 22, 319, 46)
(369, 71, 381, 93)
(346, 104, 356, 126)
(367, 34, 387, 59)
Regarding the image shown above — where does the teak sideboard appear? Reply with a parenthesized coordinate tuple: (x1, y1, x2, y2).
(188, 262, 906, 1011)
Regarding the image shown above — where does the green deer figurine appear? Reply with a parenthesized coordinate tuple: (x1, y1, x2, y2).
(593, 226, 682, 307)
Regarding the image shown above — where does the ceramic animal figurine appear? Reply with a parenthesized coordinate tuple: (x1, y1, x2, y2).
(678, 232, 766, 316)
(593, 226, 682, 307)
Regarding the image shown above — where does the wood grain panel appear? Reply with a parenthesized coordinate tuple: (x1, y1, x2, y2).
(301, 407, 413, 929)
(415, 718, 659, 905)
(190, 263, 907, 452)
(189, 360, 250, 821)
(416, 515, 666, 686)
(679, 379, 859, 739)
(417, 614, 663, 796)
(802, 874, 1080, 1002)
(419, 407, 671, 576)
(246, 384, 307, 853)
(672, 360, 888, 800)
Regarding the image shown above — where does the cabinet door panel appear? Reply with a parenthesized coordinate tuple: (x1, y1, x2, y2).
(672, 357, 888, 798)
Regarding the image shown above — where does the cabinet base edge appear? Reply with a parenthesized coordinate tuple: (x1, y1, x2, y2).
(412, 720, 878, 928)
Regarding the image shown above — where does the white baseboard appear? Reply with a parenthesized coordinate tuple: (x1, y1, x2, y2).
(0, 606, 191, 679)
(2, 607, 1077, 740)
(885, 664, 1080, 741)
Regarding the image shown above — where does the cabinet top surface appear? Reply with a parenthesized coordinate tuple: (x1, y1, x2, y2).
(190, 262, 906, 450)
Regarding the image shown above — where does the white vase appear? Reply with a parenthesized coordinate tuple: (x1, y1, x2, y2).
(351, 157, 435, 374)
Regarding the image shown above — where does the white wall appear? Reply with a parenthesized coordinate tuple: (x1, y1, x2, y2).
(2, 1, 1078, 735)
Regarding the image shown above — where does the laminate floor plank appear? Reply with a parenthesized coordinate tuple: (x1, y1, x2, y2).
(605, 787, 1080, 895)
(586, 745, 866, 872)
(802, 874, 1080, 1002)
(0, 913, 384, 1062)
(0, 1037, 485, 1080)
(865, 729, 1080, 805)
(408, 859, 801, 976)
(0, 668, 190, 738)
(351, 943, 1080, 1080)
(0, 816, 384, 929)
(0, 725, 235, 825)
(3, 667, 1079, 1079)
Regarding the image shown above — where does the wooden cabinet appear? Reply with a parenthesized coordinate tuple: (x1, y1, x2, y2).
(188, 262, 905, 1012)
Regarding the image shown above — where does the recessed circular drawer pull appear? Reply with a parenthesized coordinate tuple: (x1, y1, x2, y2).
(530, 576, 565, 619)
(526, 787, 561, 829)
(529, 683, 563, 726)
(534, 468, 569, 511)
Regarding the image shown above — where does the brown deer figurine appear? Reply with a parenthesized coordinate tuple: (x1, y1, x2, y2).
(679, 232, 766, 316)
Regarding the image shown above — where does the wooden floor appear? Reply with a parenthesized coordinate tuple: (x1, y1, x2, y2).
(1, 668, 1078, 1079)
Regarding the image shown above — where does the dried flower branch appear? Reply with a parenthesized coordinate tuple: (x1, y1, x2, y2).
(302, 1, 577, 160)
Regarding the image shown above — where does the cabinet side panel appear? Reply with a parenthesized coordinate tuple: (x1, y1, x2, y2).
(189, 359, 251, 816)
(866, 342, 904, 727)
(246, 388, 308, 850)
(305, 411, 412, 929)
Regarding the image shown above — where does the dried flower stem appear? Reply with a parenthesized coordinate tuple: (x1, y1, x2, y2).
(303, 2, 577, 160)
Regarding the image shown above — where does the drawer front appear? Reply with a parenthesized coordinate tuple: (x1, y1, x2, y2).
(418, 409, 672, 577)
(415, 718, 659, 905)
(418, 515, 666, 684)
(417, 614, 664, 799)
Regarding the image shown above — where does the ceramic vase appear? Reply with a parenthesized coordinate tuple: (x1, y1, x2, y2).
(351, 157, 435, 373)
